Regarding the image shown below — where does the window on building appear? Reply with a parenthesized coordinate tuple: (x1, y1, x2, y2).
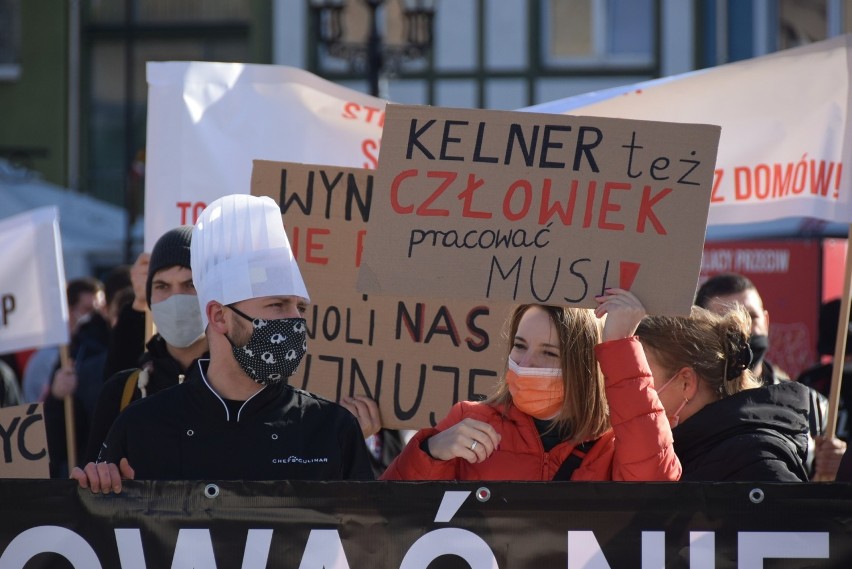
(542, 0, 656, 68)
(779, 0, 828, 48)
(0, 0, 21, 80)
(777, 0, 850, 49)
(83, 0, 256, 208)
(309, 0, 659, 109)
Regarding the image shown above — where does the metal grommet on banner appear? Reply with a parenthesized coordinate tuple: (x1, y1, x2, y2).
(475, 487, 491, 502)
(748, 488, 764, 504)
(204, 484, 220, 499)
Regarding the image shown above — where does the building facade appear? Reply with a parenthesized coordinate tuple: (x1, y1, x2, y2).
(0, 0, 850, 212)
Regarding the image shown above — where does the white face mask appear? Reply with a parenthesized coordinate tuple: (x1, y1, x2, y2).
(151, 294, 205, 348)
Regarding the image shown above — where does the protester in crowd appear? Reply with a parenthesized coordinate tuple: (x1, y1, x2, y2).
(72, 194, 373, 491)
(70, 265, 134, 414)
(636, 305, 809, 481)
(83, 226, 209, 464)
(102, 252, 150, 380)
(381, 289, 680, 482)
(797, 298, 852, 480)
(44, 269, 135, 477)
(797, 298, 852, 443)
(21, 278, 103, 403)
(695, 273, 845, 479)
(28, 277, 104, 476)
(0, 358, 22, 408)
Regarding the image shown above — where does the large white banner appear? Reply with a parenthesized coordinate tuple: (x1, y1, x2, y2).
(146, 36, 852, 239)
(524, 35, 852, 226)
(0, 207, 69, 353)
(144, 62, 386, 249)
(524, 35, 852, 224)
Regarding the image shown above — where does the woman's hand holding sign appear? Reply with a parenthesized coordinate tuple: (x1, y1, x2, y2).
(594, 288, 647, 341)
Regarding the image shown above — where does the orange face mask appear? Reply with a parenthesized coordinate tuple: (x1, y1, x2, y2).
(505, 358, 565, 420)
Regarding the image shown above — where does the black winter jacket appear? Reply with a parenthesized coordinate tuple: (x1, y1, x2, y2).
(674, 382, 810, 482)
(84, 334, 207, 463)
(99, 359, 375, 481)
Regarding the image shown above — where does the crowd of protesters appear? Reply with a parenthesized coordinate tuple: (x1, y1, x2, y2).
(2, 194, 850, 486)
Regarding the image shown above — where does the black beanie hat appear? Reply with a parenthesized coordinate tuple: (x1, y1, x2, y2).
(146, 225, 193, 306)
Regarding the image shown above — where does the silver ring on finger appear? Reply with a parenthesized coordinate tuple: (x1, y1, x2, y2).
(470, 440, 478, 451)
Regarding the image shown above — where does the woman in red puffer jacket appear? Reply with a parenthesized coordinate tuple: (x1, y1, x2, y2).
(381, 289, 681, 482)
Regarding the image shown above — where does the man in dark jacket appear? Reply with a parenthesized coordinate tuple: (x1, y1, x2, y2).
(83, 225, 208, 463)
(696, 273, 846, 479)
(73, 194, 373, 489)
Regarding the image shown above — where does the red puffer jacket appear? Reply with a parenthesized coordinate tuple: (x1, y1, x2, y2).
(381, 337, 681, 481)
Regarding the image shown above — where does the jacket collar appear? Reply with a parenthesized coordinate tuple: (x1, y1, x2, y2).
(193, 359, 289, 421)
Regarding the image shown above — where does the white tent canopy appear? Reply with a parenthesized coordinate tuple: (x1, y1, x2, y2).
(0, 161, 133, 278)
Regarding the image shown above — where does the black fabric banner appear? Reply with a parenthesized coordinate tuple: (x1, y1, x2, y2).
(1, 480, 851, 568)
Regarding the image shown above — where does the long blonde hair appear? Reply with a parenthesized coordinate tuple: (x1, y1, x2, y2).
(636, 305, 762, 397)
(486, 304, 609, 442)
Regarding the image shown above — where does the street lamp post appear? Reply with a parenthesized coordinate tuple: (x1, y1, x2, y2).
(310, 0, 436, 98)
(365, 0, 382, 97)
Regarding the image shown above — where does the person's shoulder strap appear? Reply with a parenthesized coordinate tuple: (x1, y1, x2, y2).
(119, 368, 142, 412)
(552, 439, 599, 481)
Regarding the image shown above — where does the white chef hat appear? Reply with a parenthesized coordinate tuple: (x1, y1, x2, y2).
(191, 194, 309, 327)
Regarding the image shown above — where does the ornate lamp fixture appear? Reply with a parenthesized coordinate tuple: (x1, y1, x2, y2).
(310, 0, 436, 97)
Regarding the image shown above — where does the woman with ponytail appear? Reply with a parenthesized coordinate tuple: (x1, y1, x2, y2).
(381, 289, 681, 482)
(636, 306, 809, 481)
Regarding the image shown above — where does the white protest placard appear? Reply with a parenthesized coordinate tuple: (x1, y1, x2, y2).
(0, 404, 49, 479)
(0, 207, 69, 353)
(252, 161, 509, 428)
(145, 62, 386, 249)
(357, 105, 721, 316)
(525, 34, 852, 226)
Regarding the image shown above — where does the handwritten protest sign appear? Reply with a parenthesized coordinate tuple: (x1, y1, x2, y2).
(0, 404, 49, 479)
(356, 105, 721, 315)
(251, 161, 512, 428)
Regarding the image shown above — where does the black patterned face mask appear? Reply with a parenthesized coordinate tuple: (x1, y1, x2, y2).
(225, 305, 307, 385)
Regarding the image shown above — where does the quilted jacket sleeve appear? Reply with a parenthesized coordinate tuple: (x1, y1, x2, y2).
(595, 337, 681, 481)
(380, 402, 468, 480)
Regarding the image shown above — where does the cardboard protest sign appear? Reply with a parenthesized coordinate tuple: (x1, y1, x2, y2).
(0, 207, 69, 353)
(251, 161, 511, 428)
(357, 105, 721, 315)
(0, 404, 49, 479)
(525, 34, 852, 226)
(145, 62, 386, 250)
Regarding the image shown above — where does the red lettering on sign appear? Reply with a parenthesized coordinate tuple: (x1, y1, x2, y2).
(305, 228, 330, 265)
(636, 186, 671, 235)
(503, 180, 533, 221)
(619, 261, 641, 290)
(355, 229, 367, 268)
(362, 139, 380, 170)
(711, 169, 725, 203)
(457, 174, 492, 219)
(598, 182, 629, 231)
(391, 170, 418, 214)
(417, 171, 455, 216)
